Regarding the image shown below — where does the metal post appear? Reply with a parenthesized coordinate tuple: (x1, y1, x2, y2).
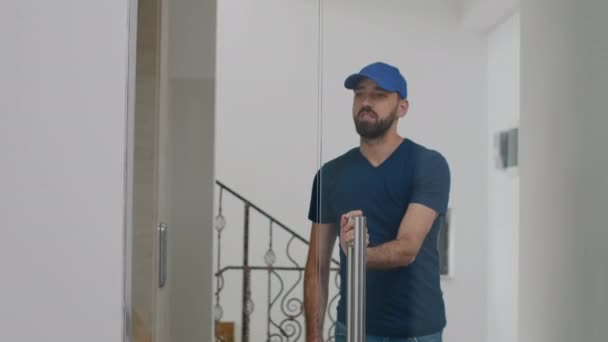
(347, 216, 366, 342)
(242, 204, 250, 342)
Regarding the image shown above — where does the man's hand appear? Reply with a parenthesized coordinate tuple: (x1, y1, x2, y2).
(339, 210, 369, 254)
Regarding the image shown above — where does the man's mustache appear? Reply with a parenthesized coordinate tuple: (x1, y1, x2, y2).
(358, 107, 377, 118)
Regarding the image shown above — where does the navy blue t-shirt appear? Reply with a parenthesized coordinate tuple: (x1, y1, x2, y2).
(308, 138, 450, 337)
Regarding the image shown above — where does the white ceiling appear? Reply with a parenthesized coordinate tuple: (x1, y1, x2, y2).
(448, 0, 520, 32)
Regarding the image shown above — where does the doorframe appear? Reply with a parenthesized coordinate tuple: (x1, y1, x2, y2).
(123, 0, 139, 341)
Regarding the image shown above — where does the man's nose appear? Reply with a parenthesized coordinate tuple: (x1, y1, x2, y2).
(360, 95, 372, 107)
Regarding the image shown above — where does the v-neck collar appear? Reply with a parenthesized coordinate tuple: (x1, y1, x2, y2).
(357, 138, 409, 169)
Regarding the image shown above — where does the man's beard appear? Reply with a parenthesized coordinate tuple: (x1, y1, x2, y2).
(354, 106, 398, 140)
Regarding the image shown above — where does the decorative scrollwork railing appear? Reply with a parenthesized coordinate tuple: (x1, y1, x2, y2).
(214, 180, 340, 342)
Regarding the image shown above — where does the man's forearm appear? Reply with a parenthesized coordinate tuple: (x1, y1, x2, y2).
(366, 238, 417, 269)
(304, 262, 329, 341)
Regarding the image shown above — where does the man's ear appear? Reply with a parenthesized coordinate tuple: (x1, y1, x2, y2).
(398, 99, 409, 118)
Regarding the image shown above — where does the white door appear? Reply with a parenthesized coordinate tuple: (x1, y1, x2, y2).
(129, 0, 216, 341)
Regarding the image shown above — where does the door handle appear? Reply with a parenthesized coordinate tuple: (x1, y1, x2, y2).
(158, 223, 168, 288)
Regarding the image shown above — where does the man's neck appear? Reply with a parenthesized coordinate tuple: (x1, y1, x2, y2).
(359, 133, 404, 167)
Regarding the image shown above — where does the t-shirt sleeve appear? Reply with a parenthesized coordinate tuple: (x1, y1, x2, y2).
(307, 170, 335, 224)
(410, 150, 451, 215)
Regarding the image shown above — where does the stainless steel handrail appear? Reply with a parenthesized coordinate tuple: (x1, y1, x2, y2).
(346, 216, 366, 342)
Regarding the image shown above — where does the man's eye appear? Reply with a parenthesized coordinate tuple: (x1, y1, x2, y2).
(375, 92, 387, 98)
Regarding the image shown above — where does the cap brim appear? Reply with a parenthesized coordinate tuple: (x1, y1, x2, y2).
(344, 73, 366, 89)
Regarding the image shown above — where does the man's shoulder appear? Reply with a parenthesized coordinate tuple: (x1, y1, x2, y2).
(320, 147, 358, 172)
(407, 140, 450, 175)
(408, 139, 447, 162)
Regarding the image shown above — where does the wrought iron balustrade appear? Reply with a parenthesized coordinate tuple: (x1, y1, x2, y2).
(214, 180, 340, 342)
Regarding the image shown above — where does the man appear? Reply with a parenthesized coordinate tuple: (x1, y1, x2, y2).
(304, 62, 450, 342)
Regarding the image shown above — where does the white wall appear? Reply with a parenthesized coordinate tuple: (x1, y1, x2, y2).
(216, 1, 489, 341)
(0, 1, 130, 341)
(486, 12, 520, 342)
(520, 1, 608, 341)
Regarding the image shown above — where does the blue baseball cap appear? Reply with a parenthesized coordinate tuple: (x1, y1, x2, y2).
(344, 62, 408, 99)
